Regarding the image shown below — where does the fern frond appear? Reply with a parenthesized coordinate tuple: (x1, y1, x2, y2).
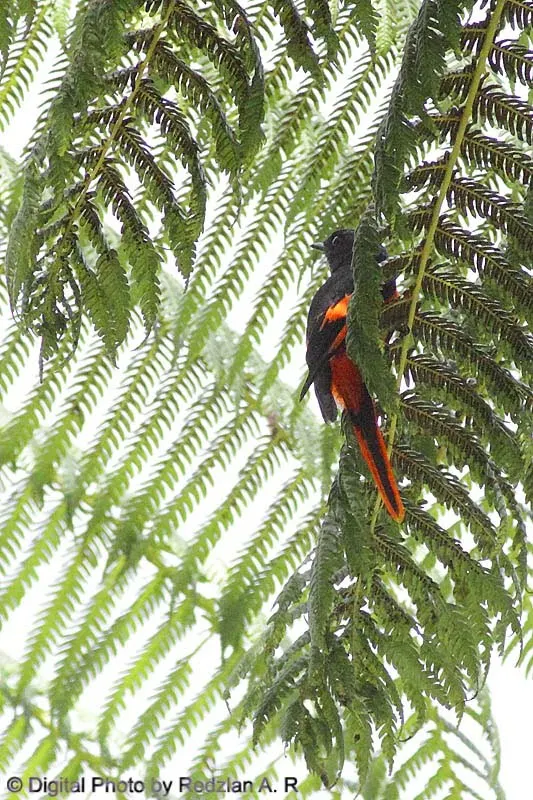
(488, 39, 533, 86)
(270, 0, 319, 74)
(404, 353, 522, 477)
(412, 311, 533, 416)
(401, 393, 510, 511)
(474, 83, 533, 144)
(101, 620, 196, 759)
(129, 37, 240, 170)
(502, 0, 533, 29)
(308, 490, 344, 652)
(374, 0, 468, 217)
(394, 445, 497, 547)
(218, 473, 318, 651)
(446, 176, 533, 249)
(146, 654, 243, 777)
(421, 269, 533, 372)
(0, 4, 52, 132)
(433, 219, 533, 324)
(461, 128, 533, 183)
(49, 573, 169, 717)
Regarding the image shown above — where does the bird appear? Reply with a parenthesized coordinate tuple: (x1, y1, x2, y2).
(300, 229, 405, 522)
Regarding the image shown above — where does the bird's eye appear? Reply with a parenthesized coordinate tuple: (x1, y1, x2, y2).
(331, 235, 339, 246)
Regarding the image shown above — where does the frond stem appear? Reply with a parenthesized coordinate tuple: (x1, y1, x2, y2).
(370, 0, 507, 530)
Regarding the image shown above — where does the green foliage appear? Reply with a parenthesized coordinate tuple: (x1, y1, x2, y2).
(347, 209, 397, 408)
(3, 0, 269, 361)
(0, 0, 532, 797)
(355, 690, 506, 799)
(242, 0, 533, 788)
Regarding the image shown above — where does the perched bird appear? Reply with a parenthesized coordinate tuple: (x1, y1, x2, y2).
(300, 229, 404, 522)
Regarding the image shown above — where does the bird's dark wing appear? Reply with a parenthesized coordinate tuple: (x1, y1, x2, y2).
(300, 269, 353, 421)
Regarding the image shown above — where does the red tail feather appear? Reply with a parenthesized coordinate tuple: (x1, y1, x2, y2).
(353, 418, 405, 522)
(330, 350, 404, 522)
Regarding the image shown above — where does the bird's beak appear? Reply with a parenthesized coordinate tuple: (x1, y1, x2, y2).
(311, 242, 325, 252)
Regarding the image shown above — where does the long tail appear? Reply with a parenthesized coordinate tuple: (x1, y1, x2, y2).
(349, 389, 404, 522)
(329, 350, 405, 521)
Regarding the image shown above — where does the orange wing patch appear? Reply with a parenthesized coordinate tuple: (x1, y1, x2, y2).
(321, 294, 351, 326)
(321, 293, 350, 354)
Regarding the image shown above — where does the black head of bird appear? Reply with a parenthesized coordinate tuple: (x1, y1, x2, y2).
(312, 229, 388, 273)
